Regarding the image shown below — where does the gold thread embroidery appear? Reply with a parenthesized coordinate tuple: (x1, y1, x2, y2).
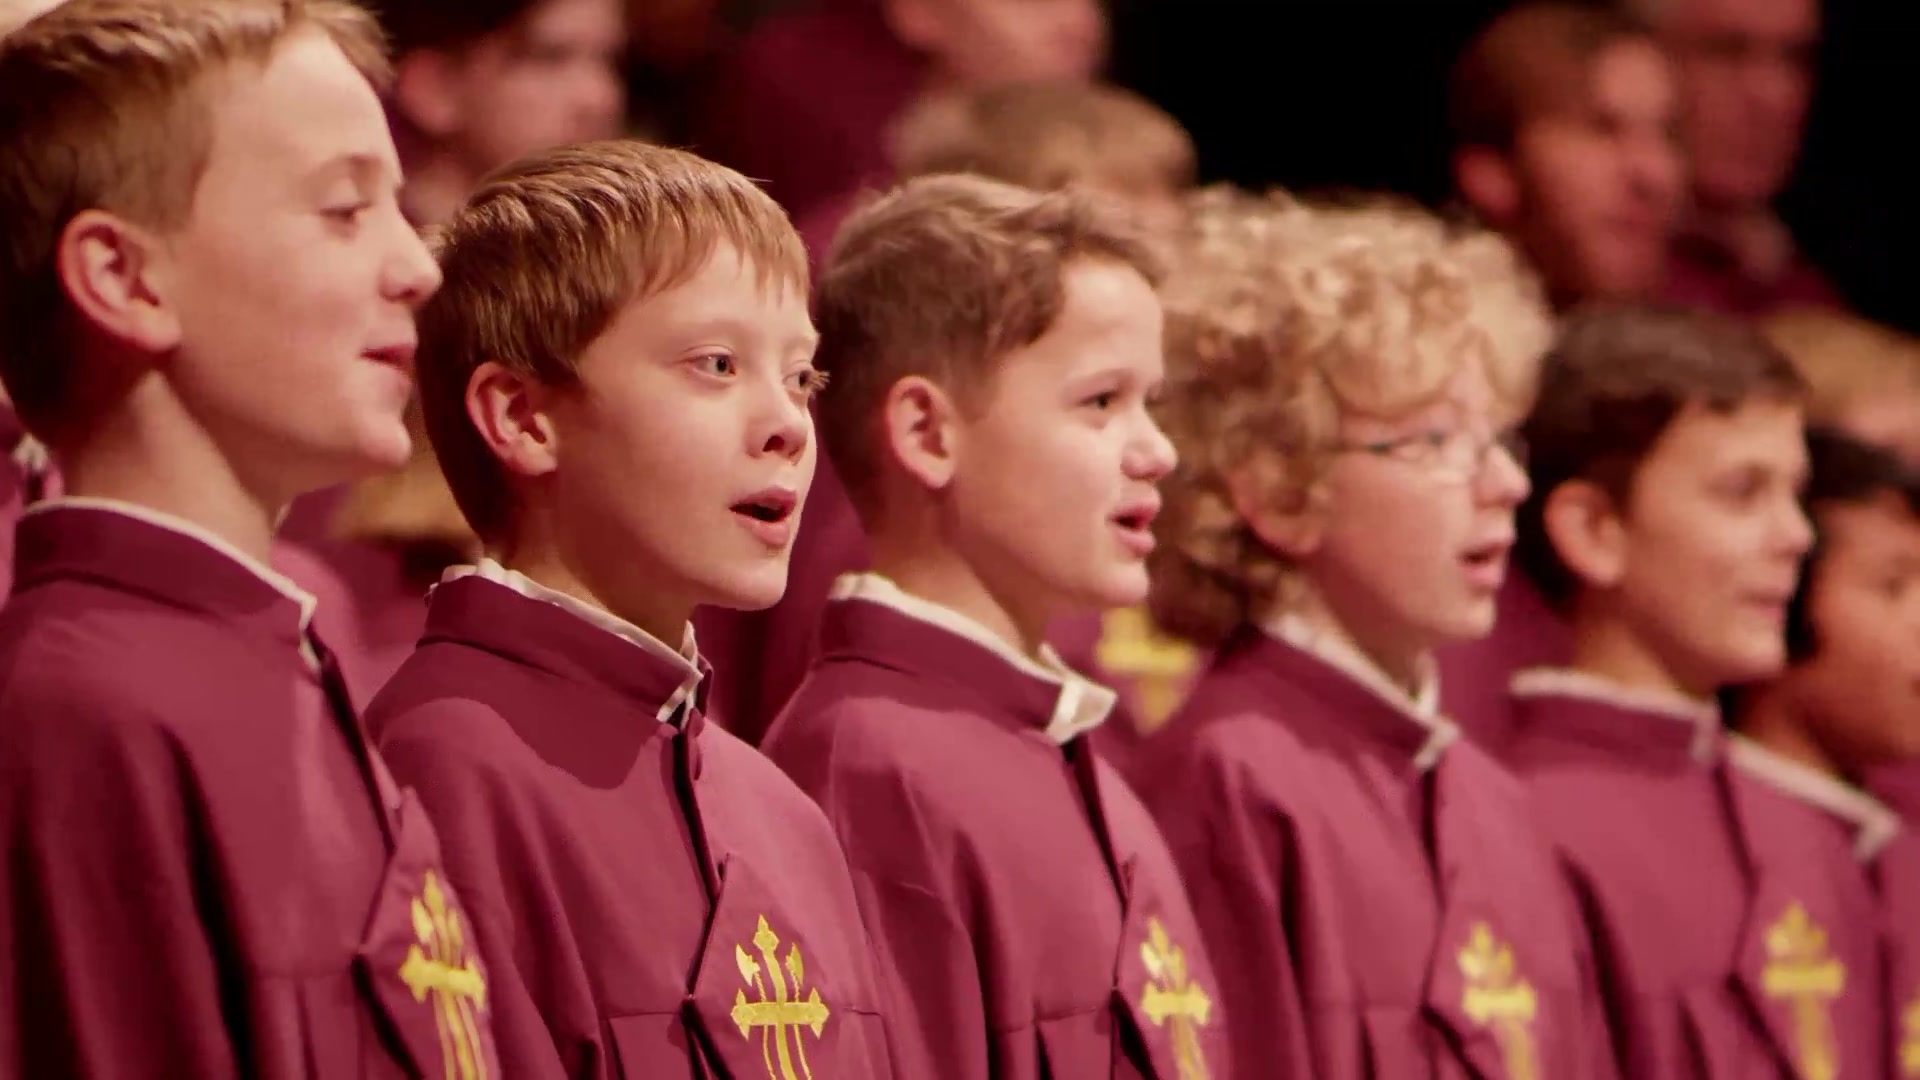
(398, 871, 489, 1080)
(1458, 922, 1540, 1080)
(1095, 607, 1198, 731)
(1899, 994, 1920, 1076)
(731, 915, 830, 1080)
(1139, 916, 1214, 1080)
(1763, 902, 1845, 1080)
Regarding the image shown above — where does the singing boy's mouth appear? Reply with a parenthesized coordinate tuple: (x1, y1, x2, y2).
(730, 487, 800, 549)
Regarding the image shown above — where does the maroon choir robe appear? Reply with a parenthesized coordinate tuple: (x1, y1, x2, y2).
(1664, 221, 1842, 319)
(1436, 574, 1570, 749)
(1870, 830, 1920, 1077)
(1134, 618, 1613, 1080)
(1051, 608, 1206, 784)
(763, 573, 1229, 1080)
(0, 499, 496, 1078)
(1724, 738, 1890, 1080)
(1506, 670, 1846, 1079)
(690, 0, 922, 218)
(367, 560, 894, 1080)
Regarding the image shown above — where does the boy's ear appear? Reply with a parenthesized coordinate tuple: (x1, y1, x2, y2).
(882, 375, 962, 493)
(391, 49, 466, 140)
(1227, 455, 1322, 558)
(1453, 145, 1520, 226)
(56, 209, 181, 357)
(466, 361, 559, 478)
(1542, 478, 1630, 589)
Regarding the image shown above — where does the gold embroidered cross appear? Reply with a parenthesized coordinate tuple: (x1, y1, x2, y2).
(1095, 607, 1198, 731)
(1899, 994, 1920, 1076)
(398, 871, 489, 1080)
(1763, 902, 1845, 1080)
(1139, 916, 1214, 1080)
(731, 915, 830, 1080)
(1458, 922, 1540, 1080)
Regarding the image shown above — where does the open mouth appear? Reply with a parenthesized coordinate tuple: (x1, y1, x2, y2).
(731, 490, 796, 525)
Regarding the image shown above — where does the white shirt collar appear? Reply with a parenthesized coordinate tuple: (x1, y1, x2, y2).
(1728, 736, 1903, 862)
(829, 572, 1116, 744)
(1510, 667, 1722, 763)
(442, 557, 704, 725)
(1260, 612, 1457, 771)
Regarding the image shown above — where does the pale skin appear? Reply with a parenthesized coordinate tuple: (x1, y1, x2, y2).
(864, 257, 1177, 659)
(1236, 364, 1530, 695)
(464, 245, 821, 647)
(1551, 399, 1812, 699)
(52, 28, 440, 563)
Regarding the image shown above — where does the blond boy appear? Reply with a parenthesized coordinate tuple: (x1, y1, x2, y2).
(1135, 190, 1612, 1079)
(365, 140, 894, 1078)
(0, 1, 500, 1075)
(763, 174, 1226, 1080)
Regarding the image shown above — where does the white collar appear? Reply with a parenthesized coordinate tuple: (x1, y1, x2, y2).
(1728, 736, 1903, 862)
(1510, 667, 1722, 764)
(442, 558, 703, 725)
(1260, 612, 1457, 771)
(829, 572, 1116, 744)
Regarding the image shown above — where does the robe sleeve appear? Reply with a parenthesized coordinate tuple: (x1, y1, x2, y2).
(0, 698, 239, 1078)
(378, 731, 575, 1080)
(1152, 753, 1317, 1080)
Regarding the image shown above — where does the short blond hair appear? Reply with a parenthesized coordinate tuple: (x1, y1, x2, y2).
(0, 0, 389, 435)
(1149, 187, 1552, 644)
(890, 80, 1196, 197)
(417, 140, 808, 545)
(1760, 307, 1920, 425)
(813, 173, 1165, 520)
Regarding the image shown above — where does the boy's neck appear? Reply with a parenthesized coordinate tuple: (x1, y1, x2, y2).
(57, 396, 281, 564)
(867, 528, 1053, 661)
(1737, 687, 1853, 785)
(495, 525, 694, 650)
(1284, 586, 1432, 701)
(1565, 602, 1717, 703)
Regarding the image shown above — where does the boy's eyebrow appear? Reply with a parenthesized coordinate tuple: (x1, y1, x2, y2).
(305, 151, 393, 192)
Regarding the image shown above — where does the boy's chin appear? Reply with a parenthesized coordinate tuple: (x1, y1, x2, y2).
(702, 569, 790, 613)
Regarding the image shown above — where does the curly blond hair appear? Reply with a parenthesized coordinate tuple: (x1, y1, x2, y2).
(1148, 187, 1551, 645)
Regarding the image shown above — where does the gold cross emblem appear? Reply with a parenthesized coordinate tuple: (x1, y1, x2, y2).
(1096, 607, 1198, 731)
(1899, 994, 1920, 1076)
(397, 871, 489, 1080)
(1138, 916, 1213, 1080)
(1458, 922, 1539, 1080)
(731, 915, 830, 1080)
(1763, 902, 1845, 1080)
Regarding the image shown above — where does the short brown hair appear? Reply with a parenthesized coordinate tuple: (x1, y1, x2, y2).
(1515, 306, 1809, 609)
(1149, 187, 1552, 645)
(813, 173, 1165, 519)
(417, 139, 808, 545)
(890, 80, 1196, 197)
(0, 0, 389, 435)
(381, 0, 544, 55)
(1449, 1, 1655, 151)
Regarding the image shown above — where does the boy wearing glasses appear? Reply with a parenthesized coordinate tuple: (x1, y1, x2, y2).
(1135, 192, 1615, 1079)
(1503, 308, 1823, 1078)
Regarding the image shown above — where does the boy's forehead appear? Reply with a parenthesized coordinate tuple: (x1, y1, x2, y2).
(199, 29, 399, 192)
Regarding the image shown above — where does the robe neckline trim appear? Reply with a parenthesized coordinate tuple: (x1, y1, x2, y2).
(829, 571, 1116, 744)
(442, 558, 703, 724)
(1259, 612, 1456, 772)
(25, 496, 321, 670)
(1510, 667, 1722, 763)
(1728, 736, 1902, 862)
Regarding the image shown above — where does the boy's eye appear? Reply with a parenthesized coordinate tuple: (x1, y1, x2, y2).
(1086, 391, 1118, 410)
(790, 368, 831, 397)
(694, 353, 736, 377)
(323, 202, 369, 226)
